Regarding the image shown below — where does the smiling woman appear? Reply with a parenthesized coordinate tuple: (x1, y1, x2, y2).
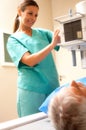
(0, 0, 55, 123)
(6, 0, 60, 118)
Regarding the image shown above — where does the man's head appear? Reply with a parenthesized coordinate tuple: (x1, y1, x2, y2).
(48, 81, 86, 130)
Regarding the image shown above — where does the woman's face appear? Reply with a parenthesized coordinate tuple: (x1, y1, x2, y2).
(19, 5, 39, 28)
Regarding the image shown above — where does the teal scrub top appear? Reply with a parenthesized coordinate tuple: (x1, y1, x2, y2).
(7, 28, 60, 94)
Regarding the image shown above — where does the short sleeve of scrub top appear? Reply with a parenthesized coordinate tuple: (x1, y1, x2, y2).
(7, 36, 28, 67)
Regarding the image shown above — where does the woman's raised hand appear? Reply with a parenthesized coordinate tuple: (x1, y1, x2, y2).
(51, 29, 61, 47)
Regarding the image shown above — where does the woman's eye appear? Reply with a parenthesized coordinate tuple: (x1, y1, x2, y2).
(27, 12, 38, 18)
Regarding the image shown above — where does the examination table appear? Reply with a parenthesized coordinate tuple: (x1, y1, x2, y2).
(0, 112, 55, 130)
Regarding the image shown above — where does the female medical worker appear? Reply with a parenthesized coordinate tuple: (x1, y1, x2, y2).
(7, 0, 61, 117)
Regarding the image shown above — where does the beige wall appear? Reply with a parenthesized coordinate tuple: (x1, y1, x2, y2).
(0, 0, 52, 122)
(0, 0, 86, 123)
(0, 0, 19, 122)
(0, 66, 18, 122)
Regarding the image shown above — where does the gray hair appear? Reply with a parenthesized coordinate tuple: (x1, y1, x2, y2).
(48, 87, 86, 130)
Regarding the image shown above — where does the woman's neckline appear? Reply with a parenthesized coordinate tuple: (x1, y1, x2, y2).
(17, 28, 33, 37)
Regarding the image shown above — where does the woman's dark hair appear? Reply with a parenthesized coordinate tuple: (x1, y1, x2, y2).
(13, 0, 39, 32)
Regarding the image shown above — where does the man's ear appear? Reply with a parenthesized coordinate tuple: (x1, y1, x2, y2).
(70, 80, 78, 87)
(71, 80, 86, 88)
